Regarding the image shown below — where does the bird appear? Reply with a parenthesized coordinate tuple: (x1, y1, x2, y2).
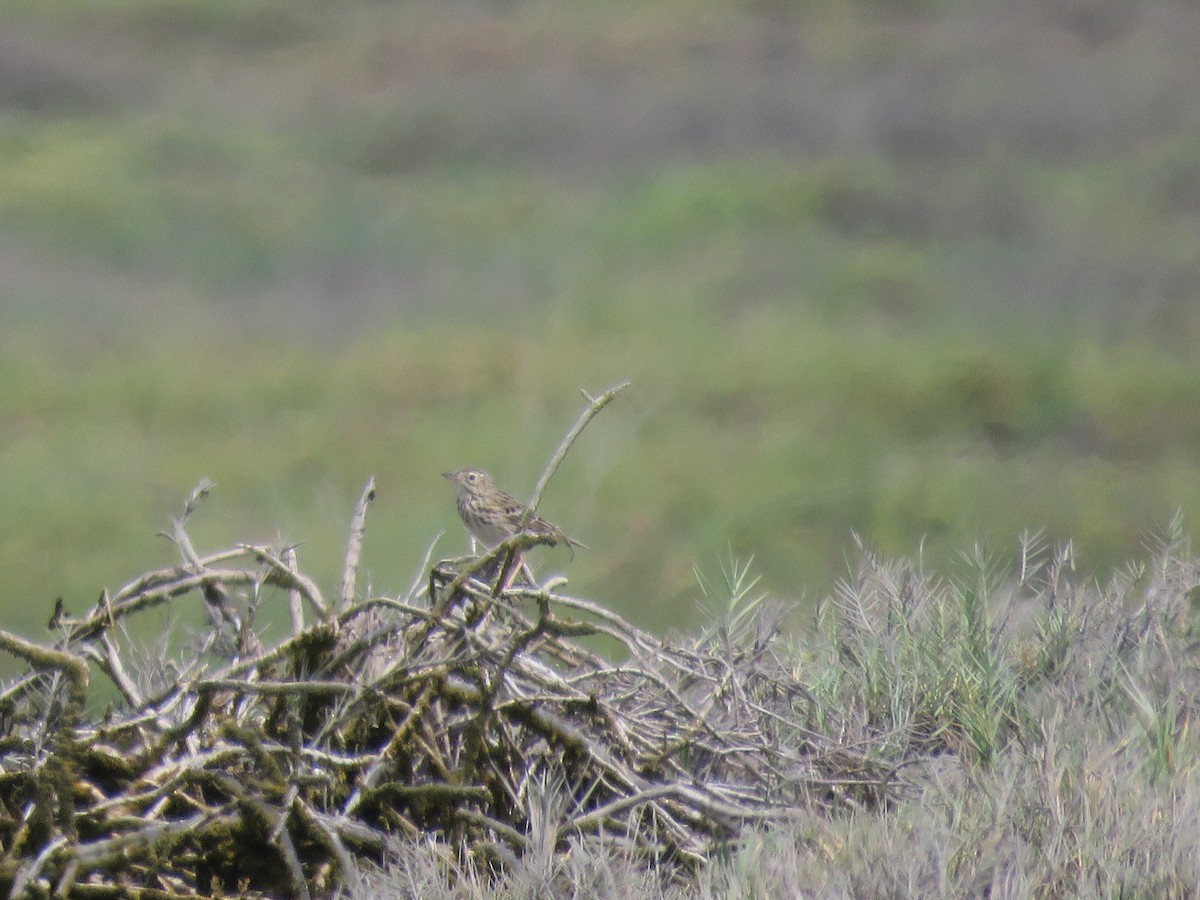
(442, 467, 587, 555)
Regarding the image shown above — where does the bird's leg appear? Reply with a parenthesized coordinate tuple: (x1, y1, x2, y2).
(496, 553, 537, 591)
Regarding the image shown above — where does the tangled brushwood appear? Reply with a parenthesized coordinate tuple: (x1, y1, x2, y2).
(0, 383, 896, 899)
(0, 477, 897, 898)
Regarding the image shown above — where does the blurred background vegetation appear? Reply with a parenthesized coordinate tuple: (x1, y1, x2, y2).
(2, 0, 1200, 641)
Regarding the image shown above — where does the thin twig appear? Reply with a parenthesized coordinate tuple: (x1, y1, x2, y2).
(0, 628, 89, 710)
(527, 380, 631, 515)
(284, 545, 305, 635)
(240, 544, 331, 619)
(341, 477, 376, 610)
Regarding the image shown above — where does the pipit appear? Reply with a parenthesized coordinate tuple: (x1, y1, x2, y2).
(443, 467, 587, 555)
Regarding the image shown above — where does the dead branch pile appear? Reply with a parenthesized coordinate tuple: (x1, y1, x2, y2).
(0, 477, 895, 899)
(0, 386, 901, 897)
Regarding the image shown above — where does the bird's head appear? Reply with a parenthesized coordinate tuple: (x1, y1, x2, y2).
(442, 467, 494, 496)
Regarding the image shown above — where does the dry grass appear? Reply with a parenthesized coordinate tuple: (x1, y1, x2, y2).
(340, 524, 1200, 899)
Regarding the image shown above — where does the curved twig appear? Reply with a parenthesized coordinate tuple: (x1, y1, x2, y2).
(527, 380, 631, 516)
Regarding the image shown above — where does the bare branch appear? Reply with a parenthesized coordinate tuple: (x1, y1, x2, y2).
(341, 477, 376, 610)
(527, 380, 630, 515)
(275, 545, 302, 637)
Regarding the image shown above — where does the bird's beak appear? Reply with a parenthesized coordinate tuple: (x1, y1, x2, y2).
(442, 472, 454, 481)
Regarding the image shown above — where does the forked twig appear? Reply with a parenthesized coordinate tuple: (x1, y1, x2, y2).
(490, 381, 631, 580)
(527, 380, 631, 516)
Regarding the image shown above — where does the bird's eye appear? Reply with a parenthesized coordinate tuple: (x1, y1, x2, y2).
(467, 472, 477, 483)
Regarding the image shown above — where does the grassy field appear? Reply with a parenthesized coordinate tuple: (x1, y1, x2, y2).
(2, 0, 1200, 635)
(8, 311, 1200, 647)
